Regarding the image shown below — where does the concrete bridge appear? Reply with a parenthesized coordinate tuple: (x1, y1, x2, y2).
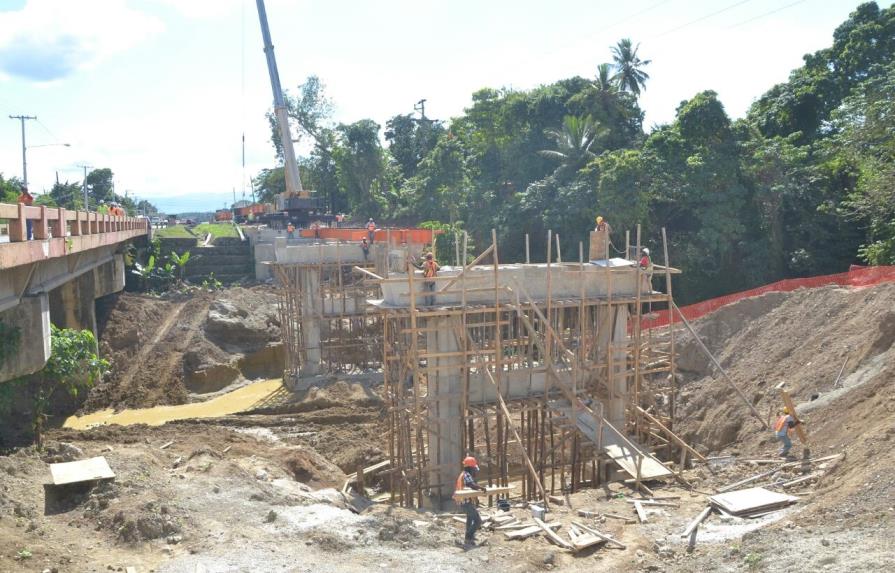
(0, 202, 149, 382)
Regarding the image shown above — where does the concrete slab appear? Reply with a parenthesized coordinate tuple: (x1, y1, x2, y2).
(48, 456, 115, 485)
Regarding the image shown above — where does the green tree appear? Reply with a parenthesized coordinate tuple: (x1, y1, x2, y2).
(594, 63, 616, 93)
(254, 167, 286, 204)
(85, 168, 115, 206)
(48, 181, 84, 209)
(384, 113, 445, 181)
(611, 38, 651, 96)
(15, 326, 108, 449)
(538, 115, 606, 177)
(1, 173, 23, 203)
(333, 119, 391, 217)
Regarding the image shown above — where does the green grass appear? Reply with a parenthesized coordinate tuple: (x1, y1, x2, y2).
(194, 222, 240, 238)
(154, 225, 195, 238)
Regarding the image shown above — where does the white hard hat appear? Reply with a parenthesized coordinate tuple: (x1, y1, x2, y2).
(642, 248, 650, 255)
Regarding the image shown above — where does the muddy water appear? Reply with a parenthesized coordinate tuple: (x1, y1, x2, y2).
(63, 379, 284, 429)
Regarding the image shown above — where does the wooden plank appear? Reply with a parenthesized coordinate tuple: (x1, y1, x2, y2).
(779, 389, 808, 444)
(603, 513, 636, 524)
(635, 406, 706, 462)
(504, 525, 543, 539)
(709, 487, 798, 515)
(159, 441, 174, 450)
(680, 506, 712, 538)
(49, 456, 115, 486)
(571, 521, 627, 549)
(604, 444, 672, 480)
(624, 499, 679, 508)
(633, 500, 647, 523)
(452, 486, 513, 500)
(534, 517, 573, 550)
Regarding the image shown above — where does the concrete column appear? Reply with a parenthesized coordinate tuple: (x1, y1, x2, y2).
(299, 267, 321, 377)
(93, 255, 125, 298)
(426, 316, 464, 507)
(48, 271, 97, 337)
(606, 306, 629, 429)
(0, 294, 51, 382)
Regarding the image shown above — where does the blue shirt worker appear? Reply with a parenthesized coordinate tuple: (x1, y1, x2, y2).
(774, 407, 802, 457)
(453, 456, 487, 547)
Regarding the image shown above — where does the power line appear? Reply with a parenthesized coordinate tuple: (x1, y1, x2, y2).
(594, 0, 672, 35)
(727, 0, 810, 29)
(651, 0, 754, 39)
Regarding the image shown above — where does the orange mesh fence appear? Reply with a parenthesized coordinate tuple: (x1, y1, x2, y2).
(643, 265, 895, 330)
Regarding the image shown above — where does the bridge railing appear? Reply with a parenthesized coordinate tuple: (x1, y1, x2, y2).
(0, 202, 149, 242)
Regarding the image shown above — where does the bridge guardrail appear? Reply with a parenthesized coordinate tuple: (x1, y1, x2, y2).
(0, 202, 149, 242)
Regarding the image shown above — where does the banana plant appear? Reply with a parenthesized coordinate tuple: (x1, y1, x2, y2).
(169, 251, 191, 283)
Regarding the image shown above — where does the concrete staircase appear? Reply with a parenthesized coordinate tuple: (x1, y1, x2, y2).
(161, 236, 253, 285)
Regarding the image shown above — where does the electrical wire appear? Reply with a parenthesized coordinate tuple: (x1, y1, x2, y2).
(594, 0, 672, 34)
(651, 0, 754, 39)
(727, 0, 810, 29)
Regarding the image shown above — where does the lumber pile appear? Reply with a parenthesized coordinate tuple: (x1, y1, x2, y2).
(709, 487, 798, 518)
(452, 485, 513, 500)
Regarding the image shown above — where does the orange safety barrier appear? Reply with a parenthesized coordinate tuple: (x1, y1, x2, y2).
(298, 227, 440, 244)
(643, 265, 895, 330)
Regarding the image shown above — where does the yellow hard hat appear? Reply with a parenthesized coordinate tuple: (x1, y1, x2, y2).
(783, 407, 790, 414)
(596, 216, 603, 224)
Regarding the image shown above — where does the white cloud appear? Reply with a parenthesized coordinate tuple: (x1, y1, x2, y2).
(0, 0, 164, 81)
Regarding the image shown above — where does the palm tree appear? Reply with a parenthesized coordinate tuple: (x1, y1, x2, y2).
(594, 63, 616, 93)
(611, 38, 651, 96)
(539, 115, 606, 175)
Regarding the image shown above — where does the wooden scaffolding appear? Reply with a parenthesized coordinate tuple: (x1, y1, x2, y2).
(379, 227, 692, 509)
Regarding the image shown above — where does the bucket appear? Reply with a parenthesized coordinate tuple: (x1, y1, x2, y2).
(496, 499, 511, 512)
(530, 504, 545, 520)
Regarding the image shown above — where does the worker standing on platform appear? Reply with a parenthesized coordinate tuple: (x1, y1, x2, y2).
(453, 456, 487, 548)
(361, 237, 370, 261)
(422, 253, 439, 306)
(286, 222, 295, 240)
(366, 218, 376, 243)
(594, 215, 611, 234)
(639, 247, 653, 292)
(774, 407, 802, 458)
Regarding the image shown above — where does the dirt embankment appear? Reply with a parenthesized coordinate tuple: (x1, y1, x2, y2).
(86, 286, 284, 413)
(674, 282, 895, 526)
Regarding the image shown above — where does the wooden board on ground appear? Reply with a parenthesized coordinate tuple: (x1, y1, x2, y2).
(633, 500, 647, 523)
(604, 444, 672, 480)
(571, 522, 627, 549)
(709, 487, 798, 516)
(48, 456, 115, 486)
(568, 526, 605, 551)
(504, 525, 543, 540)
(453, 486, 513, 499)
(534, 517, 573, 550)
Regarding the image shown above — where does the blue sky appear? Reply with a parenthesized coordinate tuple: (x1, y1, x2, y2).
(0, 0, 880, 213)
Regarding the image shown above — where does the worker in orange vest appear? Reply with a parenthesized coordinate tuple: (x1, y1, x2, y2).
(453, 456, 487, 547)
(17, 188, 34, 240)
(366, 218, 376, 243)
(774, 407, 803, 458)
(286, 222, 295, 240)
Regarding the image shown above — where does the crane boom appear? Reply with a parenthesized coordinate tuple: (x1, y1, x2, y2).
(255, 0, 302, 194)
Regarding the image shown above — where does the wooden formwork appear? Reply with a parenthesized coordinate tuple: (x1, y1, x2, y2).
(381, 227, 689, 509)
(273, 259, 383, 378)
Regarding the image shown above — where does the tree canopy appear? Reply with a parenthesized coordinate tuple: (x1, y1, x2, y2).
(255, 4, 895, 303)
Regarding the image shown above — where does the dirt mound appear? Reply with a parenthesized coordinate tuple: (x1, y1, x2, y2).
(673, 281, 895, 526)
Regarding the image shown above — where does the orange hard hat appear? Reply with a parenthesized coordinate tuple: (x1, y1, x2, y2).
(463, 456, 478, 468)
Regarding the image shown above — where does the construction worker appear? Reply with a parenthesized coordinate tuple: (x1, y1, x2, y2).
(366, 218, 376, 244)
(421, 253, 439, 306)
(361, 237, 370, 261)
(311, 221, 321, 241)
(594, 215, 611, 233)
(774, 407, 802, 458)
(453, 456, 487, 547)
(17, 188, 34, 239)
(639, 247, 653, 292)
(286, 222, 295, 240)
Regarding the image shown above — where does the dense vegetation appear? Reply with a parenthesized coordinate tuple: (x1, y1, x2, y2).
(261, 3, 893, 303)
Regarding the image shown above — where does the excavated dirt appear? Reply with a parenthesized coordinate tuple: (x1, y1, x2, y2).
(2, 282, 894, 572)
(86, 286, 283, 413)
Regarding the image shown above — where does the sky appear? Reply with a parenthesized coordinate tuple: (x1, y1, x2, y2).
(0, 0, 882, 213)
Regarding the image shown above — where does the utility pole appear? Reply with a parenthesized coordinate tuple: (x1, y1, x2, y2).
(9, 115, 37, 190)
(78, 164, 93, 210)
(414, 99, 427, 121)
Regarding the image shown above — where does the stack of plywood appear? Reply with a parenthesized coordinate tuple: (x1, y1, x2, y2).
(709, 487, 798, 517)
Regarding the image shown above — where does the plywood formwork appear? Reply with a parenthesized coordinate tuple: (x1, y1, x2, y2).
(378, 228, 688, 509)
